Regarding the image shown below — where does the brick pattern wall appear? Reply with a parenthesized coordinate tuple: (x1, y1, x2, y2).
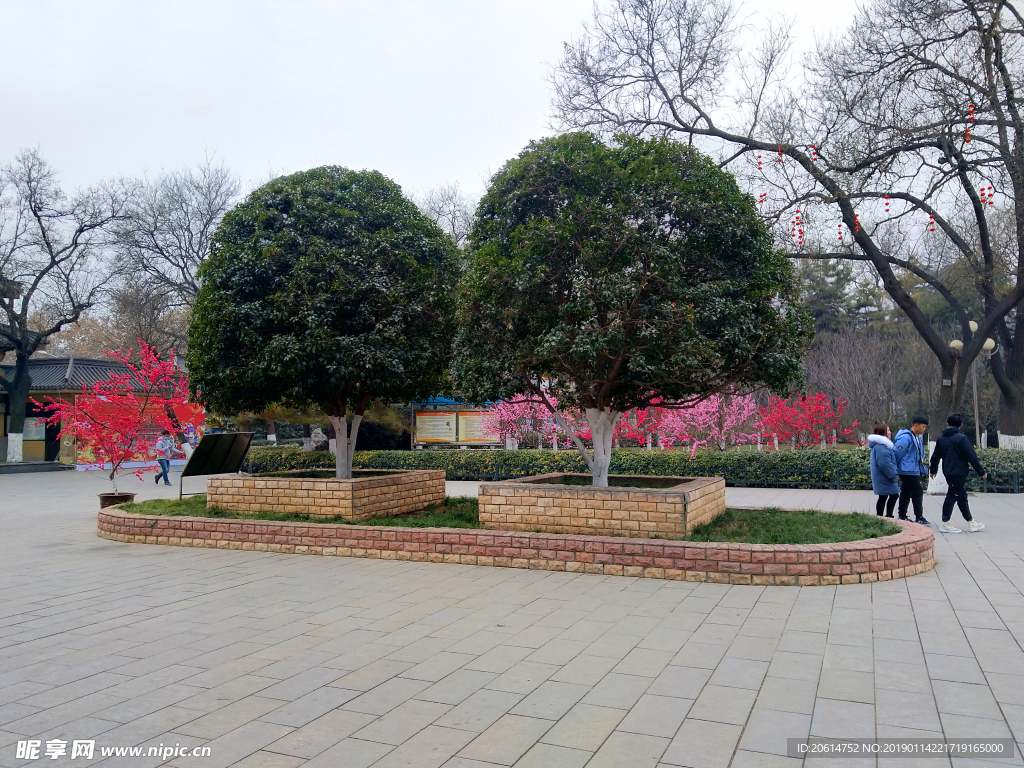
(478, 475, 726, 538)
(97, 510, 934, 585)
(206, 470, 445, 521)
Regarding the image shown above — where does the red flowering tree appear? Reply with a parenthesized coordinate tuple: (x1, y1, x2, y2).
(760, 393, 858, 449)
(39, 342, 192, 491)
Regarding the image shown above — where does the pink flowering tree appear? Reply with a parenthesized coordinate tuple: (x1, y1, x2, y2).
(659, 394, 760, 457)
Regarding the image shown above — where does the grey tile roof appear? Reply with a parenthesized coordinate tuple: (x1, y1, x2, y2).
(1, 357, 139, 393)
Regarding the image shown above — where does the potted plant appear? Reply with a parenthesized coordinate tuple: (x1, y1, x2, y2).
(39, 341, 195, 507)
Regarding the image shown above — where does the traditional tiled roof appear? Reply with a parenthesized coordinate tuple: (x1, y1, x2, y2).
(0, 357, 137, 393)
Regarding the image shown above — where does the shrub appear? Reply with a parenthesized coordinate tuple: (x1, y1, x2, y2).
(240, 445, 1024, 492)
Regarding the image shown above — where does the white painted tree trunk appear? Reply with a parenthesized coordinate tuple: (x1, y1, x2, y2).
(6, 433, 22, 463)
(999, 433, 1024, 450)
(585, 408, 620, 487)
(327, 414, 363, 479)
(926, 440, 948, 495)
(646, 435, 652, 451)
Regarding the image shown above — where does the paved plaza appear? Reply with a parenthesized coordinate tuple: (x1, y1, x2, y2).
(3, 471, 1024, 768)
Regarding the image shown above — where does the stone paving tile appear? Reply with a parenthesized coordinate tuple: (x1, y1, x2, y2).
(662, 718, 742, 768)
(176, 696, 283, 739)
(817, 668, 875, 703)
(301, 737, 393, 768)
(539, 704, 625, 751)
(755, 677, 817, 715)
(261, 686, 361, 727)
(434, 689, 523, 733)
(10, 478, 1024, 768)
(341, 677, 432, 716)
(689, 684, 758, 725)
(371, 725, 477, 768)
(263, 709, 375, 759)
(513, 742, 591, 768)
(617, 693, 692, 737)
(580, 672, 653, 709)
(738, 708, 811, 756)
(415, 670, 496, 706)
(457, 714, 553, 765)
(199, 720, 294, 768)
(548, 654, 618, 686)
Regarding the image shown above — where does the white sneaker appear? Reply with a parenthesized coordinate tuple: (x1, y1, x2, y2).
(939, 522, 962, 534)
(968, 521, 985, 532)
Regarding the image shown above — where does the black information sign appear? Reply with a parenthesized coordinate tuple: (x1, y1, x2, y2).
(179, 432, 254, 498)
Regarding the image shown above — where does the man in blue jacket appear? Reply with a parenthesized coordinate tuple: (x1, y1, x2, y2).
(929, 413, 987, 534)
(893, 416, 930, 525)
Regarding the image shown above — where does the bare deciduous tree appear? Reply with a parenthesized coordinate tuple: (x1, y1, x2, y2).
(415, 182, 475, 248)
(114, 158, 239, 309)
(552, 0, 1024, 440)
(0, 149, 131, 461)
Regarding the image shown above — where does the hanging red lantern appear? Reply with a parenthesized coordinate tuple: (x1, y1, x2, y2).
(777, 145, 783, 162)
(884, 194, 890, 213)
(811, 144, 818, 162)
(929, 213, 935, 232)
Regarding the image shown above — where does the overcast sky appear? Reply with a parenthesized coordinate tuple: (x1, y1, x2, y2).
(0, 0, 859, 200)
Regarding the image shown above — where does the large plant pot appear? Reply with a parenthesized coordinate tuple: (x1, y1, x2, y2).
(99, 492, 137, 509)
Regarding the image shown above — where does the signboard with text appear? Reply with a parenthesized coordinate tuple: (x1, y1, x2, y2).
(415, 412, 456, 442)
(457, 411, 498, 443)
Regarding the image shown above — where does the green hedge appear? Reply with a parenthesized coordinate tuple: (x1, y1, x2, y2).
(241, 446, 1024, 492)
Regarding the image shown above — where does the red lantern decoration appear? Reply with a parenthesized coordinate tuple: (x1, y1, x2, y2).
(777, 145, 783, 162)
(757, 154, 763, 170)
(854, 213, 860, 232)
(929, 213, 935, 232)
(811, 144, 818, 162)
(966, 103, 975, 143)
(884, 194, 890, 213)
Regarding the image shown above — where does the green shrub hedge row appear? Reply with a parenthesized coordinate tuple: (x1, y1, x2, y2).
(241, 446, 1024, 492)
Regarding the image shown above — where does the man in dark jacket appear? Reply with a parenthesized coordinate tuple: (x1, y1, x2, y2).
(929, 413, 987, 534)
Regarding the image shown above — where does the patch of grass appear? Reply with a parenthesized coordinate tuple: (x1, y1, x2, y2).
(687, 508, 902, 544)
(117, 498, 900, 544)
(120, 494, 480, 528)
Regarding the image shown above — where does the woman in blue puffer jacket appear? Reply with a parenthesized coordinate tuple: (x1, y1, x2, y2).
(868, 422, 900, 517)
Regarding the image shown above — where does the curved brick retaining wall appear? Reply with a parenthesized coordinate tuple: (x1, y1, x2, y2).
(97, 510, 934, 585)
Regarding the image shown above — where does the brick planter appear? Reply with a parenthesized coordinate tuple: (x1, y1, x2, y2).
(478, 474, 725, 538)
(97, 511, 933, 585)
(206, 470, 445, 521)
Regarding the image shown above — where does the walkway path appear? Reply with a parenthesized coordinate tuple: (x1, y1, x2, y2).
(2, 471, 1024, 767)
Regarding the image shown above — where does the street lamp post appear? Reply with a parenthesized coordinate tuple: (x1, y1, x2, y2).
(949, 321, 997, 446)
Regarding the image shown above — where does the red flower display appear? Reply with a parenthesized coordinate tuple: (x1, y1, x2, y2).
(38, 342, 194, 490)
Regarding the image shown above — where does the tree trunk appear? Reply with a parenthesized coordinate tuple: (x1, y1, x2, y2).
(327, 419, 337, 456)
(265, 420, 277, 443)
(302, 423, 313, 451)
(993, 350, 1024, 449)
(4, 353, 30, 463)
(585, 408, 619, 487)
(327, 414, 363, 479)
